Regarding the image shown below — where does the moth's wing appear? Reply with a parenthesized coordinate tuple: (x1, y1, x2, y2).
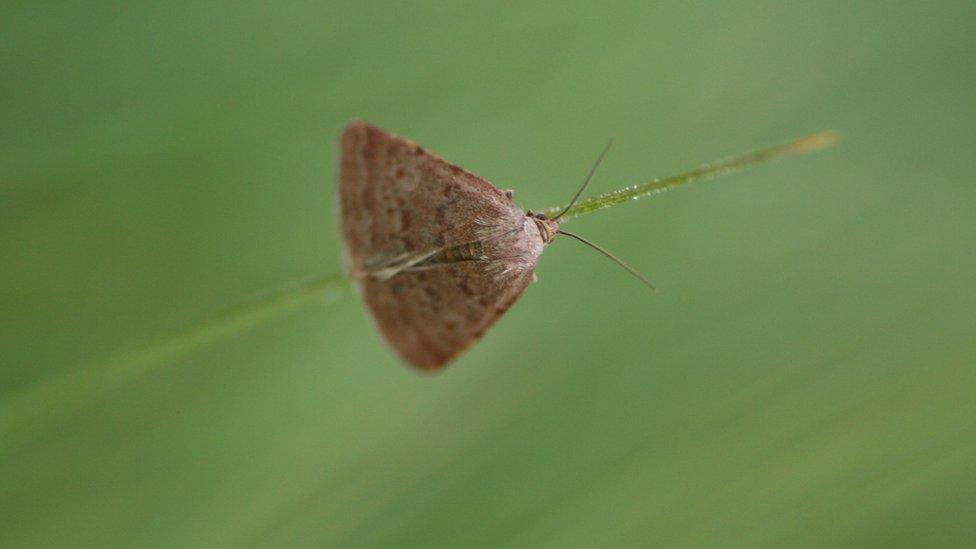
(337, 121, 545, 370)
(338, 121, 517, 276)
(358, 242, 537, 370)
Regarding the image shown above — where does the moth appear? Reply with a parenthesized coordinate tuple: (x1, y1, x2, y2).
(337, 121, 834, 370)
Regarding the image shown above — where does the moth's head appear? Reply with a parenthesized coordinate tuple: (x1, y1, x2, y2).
(527, 139, 612, 246)
(527, 211, 559, 244)
(519, 138, 652, 290)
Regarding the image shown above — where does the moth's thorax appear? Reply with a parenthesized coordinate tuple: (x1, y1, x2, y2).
(529, 214, 559, 244)
(484, 215, 548, 272)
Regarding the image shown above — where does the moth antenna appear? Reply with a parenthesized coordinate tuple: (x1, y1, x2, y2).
(551, 139, 614, 221)
(557, 230, 655, 291)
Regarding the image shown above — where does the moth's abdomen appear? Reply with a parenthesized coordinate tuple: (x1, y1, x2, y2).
(420, 240, 486, 266)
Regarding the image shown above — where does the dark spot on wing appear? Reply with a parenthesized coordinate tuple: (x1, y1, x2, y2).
(458, 278, 475, 296)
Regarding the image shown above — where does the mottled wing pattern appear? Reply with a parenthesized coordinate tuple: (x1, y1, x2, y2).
(338, 121, 546, 370)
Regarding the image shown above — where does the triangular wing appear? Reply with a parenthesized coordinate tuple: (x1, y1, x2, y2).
(337, 121, 545, 369)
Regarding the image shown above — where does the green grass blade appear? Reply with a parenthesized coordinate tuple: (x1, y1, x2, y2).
(1, 274, 351, 452)
(544, 131, 838, 221)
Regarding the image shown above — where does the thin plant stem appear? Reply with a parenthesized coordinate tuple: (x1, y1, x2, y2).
(3, 131, 837, 450)
(543, 131, 838, 221)
(1, 273, 351, 452)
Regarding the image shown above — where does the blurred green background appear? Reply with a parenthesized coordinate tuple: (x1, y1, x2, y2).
(3, 1, 975, 547)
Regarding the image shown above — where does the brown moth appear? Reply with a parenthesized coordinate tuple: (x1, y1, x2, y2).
(338, 121, 561, 370)
(337, 121, 835, 370)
